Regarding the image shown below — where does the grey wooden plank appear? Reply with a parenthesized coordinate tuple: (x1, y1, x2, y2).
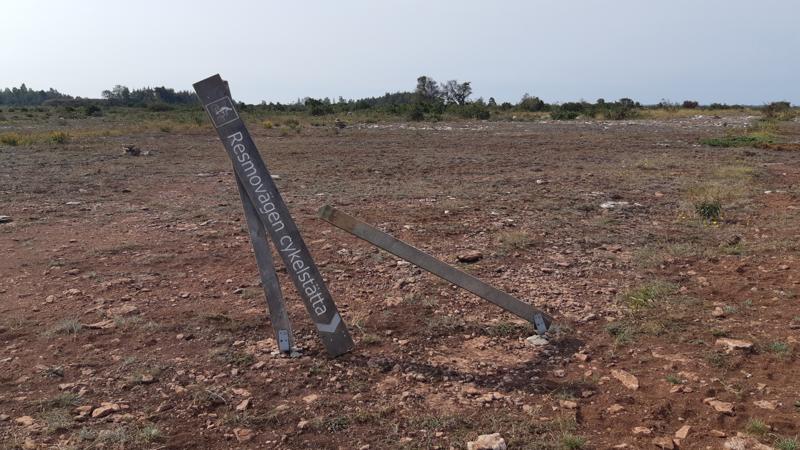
(235, 173, 294, 353)
(318, 205, 553, 333)
(194, 74, 354, 357)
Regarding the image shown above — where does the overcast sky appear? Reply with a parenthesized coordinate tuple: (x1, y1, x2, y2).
(1, 0, 797, 105)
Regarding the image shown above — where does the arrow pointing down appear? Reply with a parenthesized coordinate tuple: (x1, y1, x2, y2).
(316, 313, 341, 333)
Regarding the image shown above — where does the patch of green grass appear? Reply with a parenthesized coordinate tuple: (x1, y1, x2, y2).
(41, 409, 73, 434)
(49, 131, 69, 144)
(43, 392, 82, 408)
(485, 321, 531, 337)
(360, 333, 382, 346)
(225, 351, 255, 367)
(695, 199, 722, 222)
(724, 305, 738, 315)
(768, 341, 791, 357)
(605, 321, 634, 345)
(701, 134, 772, 148)
(745, 418, 768, 437)
(561, 434, 586, 449)
(705, 351, 729, 369)
(665, 374, 683, 385)
(323, 415, 350, 432)
(138, 425, 162, 443)
(0, 132, 21, 146)
(621, 281, 677, 310)
(776, 437, 799, 450)
(710, 328, 729, 337)
(498, 231, 535, 253)
(49, 319, 82, 336)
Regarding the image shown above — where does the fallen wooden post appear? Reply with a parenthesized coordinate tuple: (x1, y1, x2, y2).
(318, 205, 553, 334)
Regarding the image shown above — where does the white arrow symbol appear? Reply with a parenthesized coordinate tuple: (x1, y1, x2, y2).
(315, 313, 341, 333)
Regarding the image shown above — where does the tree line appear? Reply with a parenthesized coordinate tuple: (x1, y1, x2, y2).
(1, 78, 790, 122)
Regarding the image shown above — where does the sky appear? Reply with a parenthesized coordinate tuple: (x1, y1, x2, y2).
(1, 0, 798, 105)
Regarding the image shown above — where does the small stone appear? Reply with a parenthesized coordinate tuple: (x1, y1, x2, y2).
(753, 400, 777, 410)
(611, 369, 639, 390)
(633, 427, 652, 435)
(15, 416, 35, 426)
(607, 404, 625, 413)
(703, 397, 735, 415)
(467, 433, 507, 450)
(675, 425, 691, 440)
(652, 437, 675, 449)
(233, 427, 255, 443)
(559, 400, 578, 409)
(302, 394, 319, 404)
(0, 414, 9, 421)
(525, 335, 549, 347)
(711, 430, 727, 438)
(106, 304, 139, 317)
(22, 438, 36, 450)
(91, 402, 120, 418)
(236, 398, 251, 411)
(0, 215, 12, 224)
(457, 250, 483, 263)
(552, 369, 566, 378)
(297, 419, 310, 430)
(712, 307, 726, 318)
(715, 338, 753, 353)
(45, 295, 55, 303)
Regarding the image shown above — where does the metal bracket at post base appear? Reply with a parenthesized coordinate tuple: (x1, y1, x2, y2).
(533, 313, 549, 335)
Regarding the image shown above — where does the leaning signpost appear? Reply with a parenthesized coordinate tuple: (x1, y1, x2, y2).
(194, 74, 553, 358)
(194, 74, 354, 357)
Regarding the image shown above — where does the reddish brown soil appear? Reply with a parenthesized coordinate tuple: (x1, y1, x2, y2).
(1, 116, 799, 449)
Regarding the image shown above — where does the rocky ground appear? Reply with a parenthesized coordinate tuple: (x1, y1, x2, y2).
(1, 113, 799, 449)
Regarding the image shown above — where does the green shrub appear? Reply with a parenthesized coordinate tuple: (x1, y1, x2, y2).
(50, 131, 69, 144)
(408, 104, 425, 121)
(519, 94, 545, 111)
(551, 109, 579, 120)
(621, 280, 677, 310)
(0, 132, 21, 146)
(84, 104, 102, 117)
(695, 199, 722, 222)
(605, 105, 638, 120)
(701, 135, 772, 147)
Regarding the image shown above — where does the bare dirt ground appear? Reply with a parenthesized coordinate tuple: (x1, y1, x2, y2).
(1, 114, 800, 449)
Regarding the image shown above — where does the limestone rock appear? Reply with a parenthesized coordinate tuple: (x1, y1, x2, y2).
(236, 398, 251, 411)
(525, 335, 549, 347)
(234, 427, 255, 443)
(457, 250, 483, 263)
(703, 397, 735, 415)
(467, 433, 507, 450)
(675, 425, 691, 439)
(715, 338, 753, 353)
(15, 416, 35, 426)
(91, 402, 121, 418)
(753, 400, 777, 410)
(723, 434, 774, 450)
(652, 437, 675, 449)
(559, 400, 578, 409)
(611, 369, 639, 390)
(607, 404, 625, 413)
